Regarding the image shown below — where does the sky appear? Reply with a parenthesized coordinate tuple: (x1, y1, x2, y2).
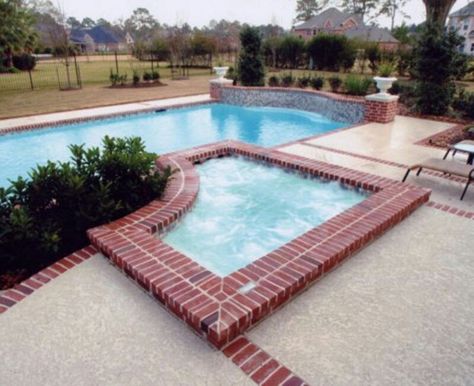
(59, 0, 472, 29)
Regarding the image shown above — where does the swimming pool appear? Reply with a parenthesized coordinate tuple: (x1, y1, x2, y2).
(0, 103, 346, 186)
(163, 157, 367, 276)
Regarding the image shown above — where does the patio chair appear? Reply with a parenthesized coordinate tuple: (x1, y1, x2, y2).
(402, 158, 474, 200)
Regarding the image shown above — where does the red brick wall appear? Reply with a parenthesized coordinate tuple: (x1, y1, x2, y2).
(365, 99, 398, 123)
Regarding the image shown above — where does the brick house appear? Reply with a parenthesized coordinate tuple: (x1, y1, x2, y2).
(292, 7, 399, 51)
(448, 2, 474, 56)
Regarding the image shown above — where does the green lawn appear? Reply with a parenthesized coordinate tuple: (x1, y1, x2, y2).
(0, 58, 214, 91)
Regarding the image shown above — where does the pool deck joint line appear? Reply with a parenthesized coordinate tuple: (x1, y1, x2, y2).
(86, 140, 430, 349)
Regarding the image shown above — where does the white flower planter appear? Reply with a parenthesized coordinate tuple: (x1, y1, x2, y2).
(213, 66, 229, 80)
(374, 76, 397, 96)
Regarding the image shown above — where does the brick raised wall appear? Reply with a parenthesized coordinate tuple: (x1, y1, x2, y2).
(364, 97, 399, 123)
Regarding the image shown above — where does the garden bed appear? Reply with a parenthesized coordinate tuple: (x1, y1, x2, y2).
(109, 81, 167, 89)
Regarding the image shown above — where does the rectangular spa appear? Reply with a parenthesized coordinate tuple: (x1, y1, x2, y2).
(88, 142, 430, 348)
(163, 157, 367, 276)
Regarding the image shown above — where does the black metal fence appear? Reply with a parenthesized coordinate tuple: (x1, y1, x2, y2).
(0, 56, 82, 92)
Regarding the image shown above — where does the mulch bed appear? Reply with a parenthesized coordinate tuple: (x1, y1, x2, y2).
(109, 81, 167, 89)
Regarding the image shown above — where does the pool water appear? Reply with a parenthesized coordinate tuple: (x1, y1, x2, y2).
(163, 157, 367, 276)
(0, 104, 346, 186)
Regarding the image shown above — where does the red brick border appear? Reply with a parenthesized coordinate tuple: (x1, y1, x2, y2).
(0, 245, 97, 314)
(222, 335, 308, 385)
(87, 140, 430, 349)
(426, 200, 474, 220)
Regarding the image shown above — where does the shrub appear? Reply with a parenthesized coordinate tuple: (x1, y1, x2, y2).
(268, 75, 280, 87)
(306, 34, 356, 71)
(0, 137, 172, 289)
(133, 70, 140, 85)
(328, 76, 342, 93)
(296, 75, 310, 88)
(238, 26, 265, 86)
(280, 73, 295, 87)
(365, 43, 381, 74)
(12, 54, 36, 71)
(344, 75, 373, 96)
(143, 71, 152, 81)
(109, 69, 119, 86)
(152, 71, 160, 81)
(278, 35, 306, 68)
(453, 89, 474, 119)
(413, 23, 468, 115)
(378, 61, 395, 77)
(310, 76, 324, 90)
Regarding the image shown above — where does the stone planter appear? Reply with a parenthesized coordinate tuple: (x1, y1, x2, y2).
(373, 76, 397, 96)
(213, 66, 229, 80)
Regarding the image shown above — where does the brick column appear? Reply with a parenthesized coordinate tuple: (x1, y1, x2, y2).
(364, 94, 399, 123)
(209, 78, 233, 100)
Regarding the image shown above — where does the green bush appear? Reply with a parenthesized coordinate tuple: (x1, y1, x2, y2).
(278, 35, 306, 69)
(12, 54, 36, 71)
(268, 75, 280, 87)
(133, 70, 140, 85)
(143, 71, 152, 81)
(280, 73, 295, 87)
(296, 75, 311, 88)
(0, 136, 171, 289)
(344, 75, 373, 96)
(328, 76, 342, 93)
(453, 90, 474, 119)
(152, 71, 160, 81)
(310, 76, 324, 90)
(365, 43, 381, 74)
(306, 34, 356, 71)
(238, 26, 265, 86)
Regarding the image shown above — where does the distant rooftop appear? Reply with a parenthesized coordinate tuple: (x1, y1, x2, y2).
(450, 2, 474, 17)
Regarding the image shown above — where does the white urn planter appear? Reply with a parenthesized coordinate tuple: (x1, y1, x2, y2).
(373, 76, 397, 96)
(213, 66, 229, 80)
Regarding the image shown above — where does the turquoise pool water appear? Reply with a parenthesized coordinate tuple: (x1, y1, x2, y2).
(0, 103, 346, 186)
(163, 157, 366, 276)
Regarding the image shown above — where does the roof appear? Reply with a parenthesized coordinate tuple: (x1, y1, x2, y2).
(450, 2, 474, 17)
(294, 7, 362, 30)
(345, 26, 399, 43)
(70, 26, 121, 44)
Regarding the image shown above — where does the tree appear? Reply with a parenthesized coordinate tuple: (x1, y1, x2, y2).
(413, 24, 468, 115)
(341, 0, 380, 22)
(0, 0, 37, 67)
(81, 17, 96, 28)
(238, 26, 265, 86)
(190, 32, 216, 66)
(392, 22, 414, 45)
(124, 8, 159, 43)
(422, 0, 456, 26)
(66, 16, 81, 29)
(295, 0, 327, 22)
(306, 34, 356, 71)
(278, 35, 305, 68)
(379, 0, 409, 30)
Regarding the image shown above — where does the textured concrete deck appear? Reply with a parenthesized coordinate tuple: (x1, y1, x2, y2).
(0, 94, 211, 132)
(0, 255, 253, 386)
(248, 207, 474, 386)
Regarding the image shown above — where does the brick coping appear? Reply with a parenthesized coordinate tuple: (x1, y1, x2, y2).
(0, 100, 216, 137)
(86, 140, 430, 349)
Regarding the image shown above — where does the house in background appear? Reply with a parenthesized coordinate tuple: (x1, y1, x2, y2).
(70, 26, 134, 53)
(448, 2, 474, 56)
(292, 8, 399, 51)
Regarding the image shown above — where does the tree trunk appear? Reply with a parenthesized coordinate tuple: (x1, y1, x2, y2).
(423, 0, 456, 26)
(5, 47, 13, 68)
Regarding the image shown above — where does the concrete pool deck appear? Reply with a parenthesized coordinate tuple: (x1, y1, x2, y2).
(1, 105, 473, 385)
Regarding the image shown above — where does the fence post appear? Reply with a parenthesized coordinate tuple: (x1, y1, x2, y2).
(115, 51, 119, 74)
(28, 69, 34, 90)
